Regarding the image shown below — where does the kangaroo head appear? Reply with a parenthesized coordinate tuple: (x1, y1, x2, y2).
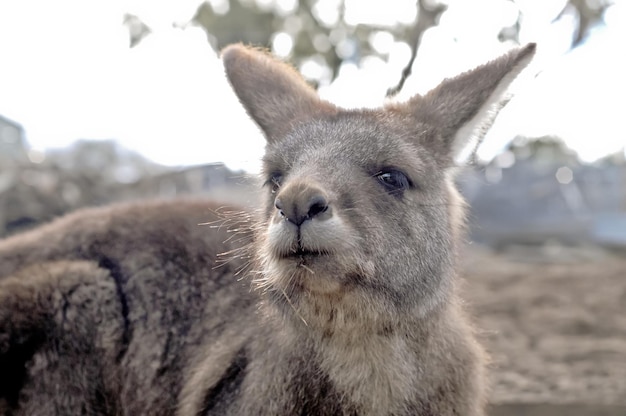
(222, 44, 535, 333)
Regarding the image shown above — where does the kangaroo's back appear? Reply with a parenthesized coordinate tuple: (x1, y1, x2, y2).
(0, 44, 535, 415)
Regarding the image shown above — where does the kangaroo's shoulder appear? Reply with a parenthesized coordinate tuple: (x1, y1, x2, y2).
(0, 198, 251, 279)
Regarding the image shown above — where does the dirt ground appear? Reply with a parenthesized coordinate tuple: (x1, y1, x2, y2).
(460, 244, 626, 415)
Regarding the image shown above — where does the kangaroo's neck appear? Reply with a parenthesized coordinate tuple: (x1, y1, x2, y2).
(316, 329, 423, 415)
(259, 287, 447, 415)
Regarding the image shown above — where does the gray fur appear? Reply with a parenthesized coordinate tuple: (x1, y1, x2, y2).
(0, 43, 535, 415)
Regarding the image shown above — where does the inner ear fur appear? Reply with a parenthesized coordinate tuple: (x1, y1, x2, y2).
(403, 43, 536, 164)
(222, 44, 337, 142)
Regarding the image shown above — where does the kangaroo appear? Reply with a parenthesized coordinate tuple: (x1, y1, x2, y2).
(0, 43, 535, 415)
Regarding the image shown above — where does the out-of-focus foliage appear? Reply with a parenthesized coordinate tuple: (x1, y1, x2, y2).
(192, 0, 444, 88)
(566, 0, 614, 44)
(185, 0, 613, 90)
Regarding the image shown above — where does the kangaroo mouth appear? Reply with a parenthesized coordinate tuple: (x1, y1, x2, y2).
(269, 245, 354, 295)
(282, 248, 329, 259)
(275, 242, 332, 260)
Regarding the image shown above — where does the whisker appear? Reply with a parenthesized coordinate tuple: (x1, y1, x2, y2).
(280, 286, 307, 326)
(299, 263, 315, 274)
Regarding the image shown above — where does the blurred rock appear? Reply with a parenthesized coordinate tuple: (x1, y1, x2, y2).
(0, 115, 28, 165)
(0, 135, 254, 237)
(459, 141, 626, 250)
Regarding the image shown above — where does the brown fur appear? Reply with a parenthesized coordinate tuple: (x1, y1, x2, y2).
(0, 43, 535, 415)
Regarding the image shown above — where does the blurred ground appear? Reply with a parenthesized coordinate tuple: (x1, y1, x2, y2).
(461, 244, 626, 415)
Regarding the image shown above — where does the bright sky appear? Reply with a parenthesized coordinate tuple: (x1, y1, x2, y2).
(0, 0, 624, 171)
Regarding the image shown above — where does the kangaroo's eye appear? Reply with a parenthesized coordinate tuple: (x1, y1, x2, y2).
(265, 172, 283, 194)
(376, 169, 411, 194)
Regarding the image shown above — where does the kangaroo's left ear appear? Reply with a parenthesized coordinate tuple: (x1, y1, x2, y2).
(222, 44, 337, 143)
(402, 43, 536, 165)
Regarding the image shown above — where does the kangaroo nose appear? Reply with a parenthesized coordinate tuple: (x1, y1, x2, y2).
(275, 185, 329, 226)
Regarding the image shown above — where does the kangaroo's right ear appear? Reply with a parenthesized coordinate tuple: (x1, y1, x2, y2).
(403, 43, 536, 166)
(222, 44, 337, 142)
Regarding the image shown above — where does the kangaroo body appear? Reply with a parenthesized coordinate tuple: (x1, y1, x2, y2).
(0, 44, 535, 415)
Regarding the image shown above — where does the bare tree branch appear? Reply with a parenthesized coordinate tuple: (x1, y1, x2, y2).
(386, 0, 447, 98)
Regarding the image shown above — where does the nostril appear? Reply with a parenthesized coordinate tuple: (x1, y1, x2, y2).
(274, 190, 329, 226)
(307, 195, 328, 219)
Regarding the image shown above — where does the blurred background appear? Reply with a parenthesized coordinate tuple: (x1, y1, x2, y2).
(0, 1, 625, 414)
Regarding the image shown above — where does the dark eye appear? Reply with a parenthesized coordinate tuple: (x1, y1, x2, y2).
(376, 169, 411, 194)
(265, 172, 283, 194)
